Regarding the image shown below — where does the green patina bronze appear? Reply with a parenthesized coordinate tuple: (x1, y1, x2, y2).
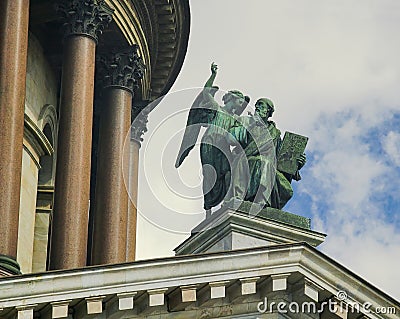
(176, 63, 249, 210)
(176, 63, 307, 212)
(222, 198, 311, 230)
(0, 255, 21, 275)
(229, 98, 307, 209)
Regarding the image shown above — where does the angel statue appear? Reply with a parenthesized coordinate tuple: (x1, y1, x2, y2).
(175, 63, 249, 216)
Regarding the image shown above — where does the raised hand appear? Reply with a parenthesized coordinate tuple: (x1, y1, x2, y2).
(205, 62, 218, 88)
(211, 62, 218, 74)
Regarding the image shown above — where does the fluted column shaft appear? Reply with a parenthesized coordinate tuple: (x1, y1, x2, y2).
(92, 47, 144, 265)
(50, 0, 113, 270)
(0, 0, 30, 274)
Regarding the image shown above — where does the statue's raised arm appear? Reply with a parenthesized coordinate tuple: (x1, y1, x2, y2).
(175, 63, 220, 168)
(205, 62, 218, 87)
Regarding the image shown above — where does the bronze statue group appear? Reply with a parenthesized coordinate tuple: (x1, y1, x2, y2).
(176, 63, 306, 216)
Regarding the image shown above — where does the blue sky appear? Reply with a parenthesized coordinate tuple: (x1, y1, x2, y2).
(133, 0, 400, 300)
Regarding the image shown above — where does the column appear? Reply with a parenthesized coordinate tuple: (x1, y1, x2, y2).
(50, 0, 113, 270)
(0, 0, 30, 274)
(92, 47, 144, 265)
(126, 104, 149, 262)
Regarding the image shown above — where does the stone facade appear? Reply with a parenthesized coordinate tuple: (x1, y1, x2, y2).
(17, 150, 39, 273)
(15, 31, 58, 274)
(25, 33, 58, 123)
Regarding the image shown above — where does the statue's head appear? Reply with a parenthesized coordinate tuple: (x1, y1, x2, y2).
(255, 98, 275, 118)
(222, 90, 245, 113)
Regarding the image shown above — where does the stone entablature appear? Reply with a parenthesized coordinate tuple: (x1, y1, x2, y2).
(27, 0, 190, 102)
(101, 0, 190, 100)
(0, 244, 397, 319)
(150, 0, 190, 98)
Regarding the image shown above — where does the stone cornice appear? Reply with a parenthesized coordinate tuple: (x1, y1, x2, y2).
(57, 0, 114, 43)
(24, 114, 54, 163)
(23, 114, 54, 169)
(38, 104, 58, 144)
(150, 0, 190, 98)
(0, 244, 397, 319)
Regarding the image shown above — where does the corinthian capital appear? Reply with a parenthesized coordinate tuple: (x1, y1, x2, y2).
(98, 46, 145, 93)
(57, 0, 113, 43)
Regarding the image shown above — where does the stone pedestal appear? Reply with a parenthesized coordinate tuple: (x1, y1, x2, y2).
(0, 0, 30, 274)
(175, 200, 326, 255)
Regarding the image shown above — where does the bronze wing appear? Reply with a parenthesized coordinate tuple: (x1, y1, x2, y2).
(175, 89, 216, 168)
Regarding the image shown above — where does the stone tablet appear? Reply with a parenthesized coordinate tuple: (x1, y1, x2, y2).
(277, 132, 308, 175)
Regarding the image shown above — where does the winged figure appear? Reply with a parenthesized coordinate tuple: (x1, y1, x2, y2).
(175, 63, 249, 214)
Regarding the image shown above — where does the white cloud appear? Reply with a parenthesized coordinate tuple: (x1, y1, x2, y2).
(320, 224, 400, 299)
(383, 131, 400, 166)
(298, 110, 399, 298)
